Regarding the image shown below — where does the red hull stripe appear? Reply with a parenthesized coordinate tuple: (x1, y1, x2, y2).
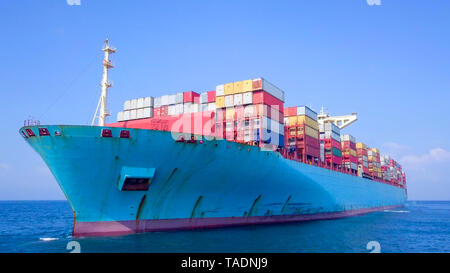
(73, 205, 400, 237)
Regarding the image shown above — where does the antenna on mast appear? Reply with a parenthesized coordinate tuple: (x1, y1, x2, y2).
(91, 38, 116, 126)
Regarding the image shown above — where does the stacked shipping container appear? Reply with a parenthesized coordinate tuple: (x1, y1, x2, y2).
(118, 97, 154, 121)
(356, 142, 370, 175)
(381, 155, 406, 186)
(215, 78, 285, 149)
(368, 148, 382, 179)
(320, 122, 342, 169)
(284, 106, 320, 164)
(341, 134, 358, 174)
(111, 77, 405, 188)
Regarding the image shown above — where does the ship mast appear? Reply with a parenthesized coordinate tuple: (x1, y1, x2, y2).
(91, 38, 116, 126)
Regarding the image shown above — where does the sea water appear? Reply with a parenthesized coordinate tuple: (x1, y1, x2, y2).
(0, 200, 448, 253)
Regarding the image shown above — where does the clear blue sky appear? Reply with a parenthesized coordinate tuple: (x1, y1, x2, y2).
(0, 0, 449, 200)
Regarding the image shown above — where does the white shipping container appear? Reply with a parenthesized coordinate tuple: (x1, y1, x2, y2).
(168, 94, 177, 105)
(175, 103, 184, 115)
(130, 109, 137, 120)
(244, 105, 255, 117)
(225, 95, 234, 107)
(207, 102, 216, 111)
(216, 84, 225, 96)
(161, 95, 169, 106)
(254, 78, 285, 102)
(243, 92, 253, 104)
(131, 99, 138, 109)
(201, 103, 208, 112)
(117, 111, 124, 122)
(143, 107, 153, 118)
(323, 122, 340, 134)
(261, 117, 284, 135)
(184, 103, 192, 114)
(351, 162, 358, 170)
(123, 100, 131, 110)
(342, 134, 356, 143)
(191, 104, 200, 113)
(144, 97, 154, 107)
(154, 97, 162, 108)
(324, 131, 341, 142)
(137, 108, 144, 119)
(320, 143, 325, 161)
(168, 105, 176, 116)
(200, 92, 208, 104)
(123, 110, 130, 120)
(137, 98, 144, 109)
(233, 94, 243, 106)
(297, 106, 318, 120)
(175, 93, 184, 104)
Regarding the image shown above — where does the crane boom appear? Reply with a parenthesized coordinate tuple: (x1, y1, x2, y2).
(317, 106, 358, 129)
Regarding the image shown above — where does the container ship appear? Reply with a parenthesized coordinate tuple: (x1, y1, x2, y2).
(20, 40, 407, 236)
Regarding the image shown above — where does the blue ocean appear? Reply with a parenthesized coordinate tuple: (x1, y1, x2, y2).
(0, 200, 448, 253)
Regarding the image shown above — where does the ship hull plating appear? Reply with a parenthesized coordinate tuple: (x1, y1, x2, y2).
(21, 125, 407, 236)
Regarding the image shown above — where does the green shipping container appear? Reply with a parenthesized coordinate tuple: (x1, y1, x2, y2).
(332, 147, 342, 157)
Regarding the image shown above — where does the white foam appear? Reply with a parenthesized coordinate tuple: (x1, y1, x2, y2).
(383, 210, 410, 213)
(39, 237, 59, 242)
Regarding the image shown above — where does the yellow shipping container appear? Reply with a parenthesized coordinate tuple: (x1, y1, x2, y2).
(288, 116, 297, 126)
(356, 142, 367, 149)
(343, 150, 357, 157)
(297, 125, 319, 139)
(242, 80, 253, 92)
(216, 96, 225, 108)
(226, 108, 235, 120)
(371, 148, 380, 154)
(297, 115, 318, 130)
(233, 81, 243, 93)
(224, 83, 234, 95)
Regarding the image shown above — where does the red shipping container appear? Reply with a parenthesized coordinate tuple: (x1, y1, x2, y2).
(207, 90, 216, 103)
(326, 154, 342, 165)
(357, 149, 368, 156)
(183, 91, 200, 103)
(255, 104, 284, 123)
(252, 91, 284, 112)
(284, 107, 297, 117)
(295, 134, 319, 147)
(301, 144, 320, 157)
(252, 79, 262, 90)
(341, 141, 356, 150)
(343, 155, 358, 164)
(324, 138, 341, 149)
(160, 105, 169, 117)
(154, 107, 161, 117)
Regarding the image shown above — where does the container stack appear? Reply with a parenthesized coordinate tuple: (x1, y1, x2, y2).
(320, 122, 342, 169)
(215, 78, 285, 149)
(154, 91, 199, 117)
(356, 142, 369, 175)
(381, 156, 404, 185)
(118, 90, 218, 121)
(284, 106, 320, 164)
(341, 134, 358, 174)
(368, 148, 382, 178)
(117, 97, 154, 121)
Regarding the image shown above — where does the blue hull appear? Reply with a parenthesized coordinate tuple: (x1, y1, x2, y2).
(21, 125, 407, 236)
